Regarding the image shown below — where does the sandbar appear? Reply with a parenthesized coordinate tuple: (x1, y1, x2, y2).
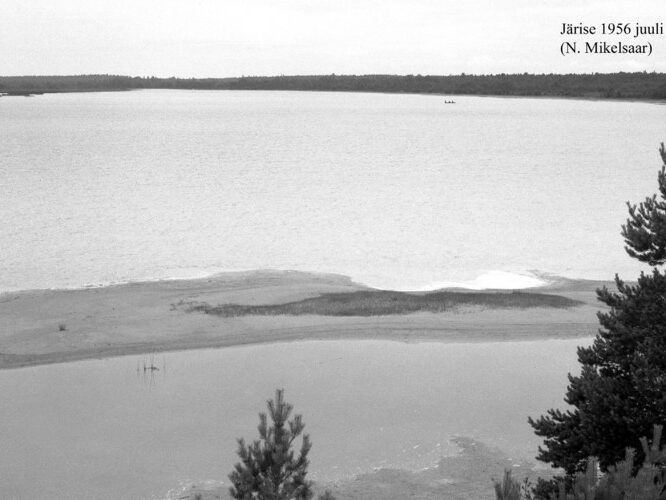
(0, 270, 607, 370)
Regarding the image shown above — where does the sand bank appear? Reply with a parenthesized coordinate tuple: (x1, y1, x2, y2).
(0, 270, 606, 370)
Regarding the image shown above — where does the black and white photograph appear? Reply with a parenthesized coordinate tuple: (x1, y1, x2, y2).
(1, 1, 666, 499)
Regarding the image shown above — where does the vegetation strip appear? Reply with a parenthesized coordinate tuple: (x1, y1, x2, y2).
(184, 290, 581, 317)
(2, 73, 666, 99)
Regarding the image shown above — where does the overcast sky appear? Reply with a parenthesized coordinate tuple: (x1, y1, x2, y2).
(1, 0, 664, 77)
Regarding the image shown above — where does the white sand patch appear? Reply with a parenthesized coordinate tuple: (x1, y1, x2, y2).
(408, 271, 547, 291)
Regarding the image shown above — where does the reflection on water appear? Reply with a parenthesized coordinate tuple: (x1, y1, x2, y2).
(0, 339, 590, 499)
(137, 354, 167, 388)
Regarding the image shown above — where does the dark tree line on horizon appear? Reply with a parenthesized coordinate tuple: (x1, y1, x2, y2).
(2, 72, 666, 99)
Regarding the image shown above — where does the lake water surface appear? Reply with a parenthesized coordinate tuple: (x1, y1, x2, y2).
(1, 90, 664, 292)
(0, 338, 589, 499)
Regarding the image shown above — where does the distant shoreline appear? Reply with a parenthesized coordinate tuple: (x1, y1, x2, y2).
(3, 87, 665, 107)
(2, 72, 666, 101)
(0, 270, 605, 371)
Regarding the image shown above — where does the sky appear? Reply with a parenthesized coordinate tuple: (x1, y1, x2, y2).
(1, 0, 665, 77)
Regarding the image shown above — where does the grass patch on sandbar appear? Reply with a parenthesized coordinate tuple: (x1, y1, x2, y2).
(183, 290, 582, 317)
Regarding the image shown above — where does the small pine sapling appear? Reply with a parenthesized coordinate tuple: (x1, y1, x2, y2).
(229, 389, 313, 500)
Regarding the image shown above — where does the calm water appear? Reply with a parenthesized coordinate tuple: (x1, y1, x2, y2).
(0, 90, 663, 292)
(0, 339, 588, 499)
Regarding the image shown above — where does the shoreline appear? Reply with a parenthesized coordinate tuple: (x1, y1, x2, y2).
(0, 270, 606, 371)
(0, 331, 595, 372)
(0, 266, 608, 297)
(177, 436, 555, 500)
(1, 86, 665, 105)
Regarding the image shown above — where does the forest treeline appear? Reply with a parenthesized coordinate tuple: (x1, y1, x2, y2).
(2, 72, 666, 99)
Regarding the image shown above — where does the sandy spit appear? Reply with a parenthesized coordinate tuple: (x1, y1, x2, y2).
(0, 270, 606, 370)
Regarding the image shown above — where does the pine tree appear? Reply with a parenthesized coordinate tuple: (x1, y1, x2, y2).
(528, 143, 666, 474)
(229, 389, 313, 500)
(622, 143, 666, 265)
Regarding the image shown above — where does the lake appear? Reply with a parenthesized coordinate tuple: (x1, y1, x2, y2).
(0, 338, 588, 499)
(0, 90, 663, 292)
